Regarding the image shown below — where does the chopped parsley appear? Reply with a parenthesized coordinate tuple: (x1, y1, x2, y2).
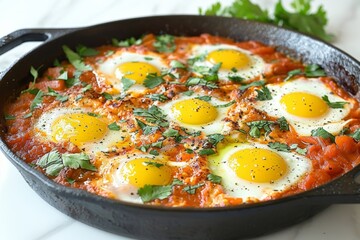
(112, 37, 142, 47)
(108, 122, 120, 131)
(185, 77, 219, 89)
(137, 179, 183, 202)
(146, 94, 169, 102)
(76, 44, 99, 57)
(30, 90, 44, 111)
(144, 161, 164, 168)
(121, 77, 136, 91)
(102, 92, 113, 100)
(183, 183, 205, 194)
(268, 142, 290, 152)
(153, 34, 176, 53)
(285, 64, 326, 81)
(239, 80, 265, 91)
(207, 173, 222, 184)
(135, 119, 159, 135)
(322, 95, 348, 109)
(215, 100, 236, 108)
(311, 127, 335, 142)
(4, 114, 16, 120)
(62, 45, 91, 71)
(143, 73, 165, 89)
(195, 96, 212, 102)
(133, 106, 169, 127)
(46, 87, 68, 103)
(170, 60, 186, 69)
(255, 86, 272, 101)
(349, 129, 360, 141)
(198, 148, 216, 156)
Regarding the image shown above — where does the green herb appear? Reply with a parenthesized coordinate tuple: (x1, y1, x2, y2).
(289, 144, 307, 155)
(185, 149, 194, 154)
(255, 86, 272, 101)
(135, 119, 159, 135)
(195, 96, 212, 102)
(58, 71, 68, 80)
(151, 141, 163, 148)
(133, 106, 169, 127)
(144, 57, 153, 61)
(191, 63, 221, 81)
(186, 77, 219, 89)
(206, 134, 224, 147)
(76, 44, 99, 57)
(46, 88, 68, 103)
(137, 179, 183, 202)
(215, 100, 236, 108)
(207, 173, 222, 184)
(163, 128, 179, 138)
(112, 37, 142, 47)
(53, 59, 61, 67)
(305, 64, 326, 77)
(30, 66, 39, 84)
(21, 88, 40, 95)
(146, 94, 169, 102)
(62, 45, 91, 71)
(247, 120, 273, 138)
(121, 77, 136, 91)
(105, 50, 115, 57)
(311, 127, 335, 142)
(199, 0, 333, 42)
(183, 183, 205, 194)
(81, 84, 92, 93)
(277, 117, 289, 131)
(198, 148, 216, 156)
(268, 142, 290, 152)
(170, 60, 186, 69)
(183, 90, 194, 96)
(62, 152, 97, 171)
(144, 161, 164, 168)
(349, 129, 360, 141)
(108, 122, 120, 131)
(102, 92, 113, 100)
(30, 90, 44, 111)
(36, 150, 63, 176)
(5, 114, 15, 120)
(228, 75, 244, 83)
(153, 34, 176, 53)
(149, 149, 160, 156)
(66, 177, 76, 184)
(87, 112, 101, 118)
(143, 73, 165, 89)
(284, 69, 303, 81)
(75, 95, 83, 101)
(65, 77, 81, 88)
(239, 80, 265, 91)
(23, 112, 33, 119)
(322, 95, 348, 109)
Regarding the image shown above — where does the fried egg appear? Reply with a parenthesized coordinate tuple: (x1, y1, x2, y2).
(208, 142, 311, 202)
(98, 153, 173, 203)
(159, 94, 232, 134)
(97, 51, 168, 93)
(190, 44, 265, 82)
(253, 78, 353, 136)
(34, 108, 130, 155)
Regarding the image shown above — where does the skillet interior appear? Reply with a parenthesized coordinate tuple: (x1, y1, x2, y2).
(1, 15, 360, 240)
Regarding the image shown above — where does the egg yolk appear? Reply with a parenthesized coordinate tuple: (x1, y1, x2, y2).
(171, 98, 218, 125)
(121, 158, 172, 187)
(206, 49, 251, 70)
(117, 62, 160, 84)
(280, 92, 328, 118)
(51, 113, 107, 146)
(228, 148, 288, 183)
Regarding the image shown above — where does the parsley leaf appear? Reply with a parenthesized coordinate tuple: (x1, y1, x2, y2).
(163, 128, 180, 138)
(30, 66, 39, 84)
(133, 106, 169, 127)
(215, 100, 236, 108)
(170, 60, 186, 69)
(108, 122, 120, 131)
(349, 129, 360, 141)
(207, 173, 222, 184)
(30, 90, 44, 111)
(76, 44, 99, 57)
(5, 114, 16, 120)
(46, 87, 68, 103)
(58, 71, 68, 80)
(239, 80, 265, 91)
(305, 64, 326, 77)
(322, 95, 348, 109)
(143, 73, 165, 89)
(256, 86, 272, 101)
(186, 77, 219, 89)
(183, 183, 205, 194)
(102, 92, 113, 100)
(277, 117, 289, 131)
(62, 45, 91, 71)
(228, 75, 245, 83)
(198, 149, 216, 156)
(135, 119, 159, 135)
(311, 127, 335, 142)
(284, 69, 303, 81)
(144, 161, 164, 168)
(146, 94, 169, 102)
(183, 90, 194, 96)
(153, 34, 176, 53)
(137, 179, 183, 202)
(112, 37, 142, 47)
(121, 77, 135, 91)
(62, 152, 97, 171)
(195, 96, 212, 102)
(268, 142, 290, 152)
(206, 134, 224, 147)
(247, 120, 273, 138)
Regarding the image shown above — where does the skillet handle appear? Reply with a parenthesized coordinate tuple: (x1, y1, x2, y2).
(302, 165, 360, 203)
(0, 28, 76, 55)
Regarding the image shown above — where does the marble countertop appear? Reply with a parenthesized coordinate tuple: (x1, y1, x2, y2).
(1, 0, 360, 239)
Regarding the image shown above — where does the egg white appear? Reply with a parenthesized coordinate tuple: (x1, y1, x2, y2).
(97, 51, 168, 93)
(159, 94, 232, 135)
(34, 107, 130, 156)
(208, 142, 312, 202)
(253, 78, 353, 136)
(190, 44, 265, 83)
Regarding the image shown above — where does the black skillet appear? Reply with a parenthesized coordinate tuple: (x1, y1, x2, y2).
(1, 15, 360, 240)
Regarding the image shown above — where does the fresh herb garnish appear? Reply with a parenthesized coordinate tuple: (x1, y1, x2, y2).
(149, 149, 160, 156)
(112, 37, 142, 47)
(30, 66, 39, 84)
(108, 122, 120, 131)
(146, 94, 169, 102)
(198, 148, 216, 156)
(183, 183, 205, 194)
(58, 71, 68, 80)
(228, 75, 244, 83)
(163, 128, 180, 138)
(170, 60, 186, 69)
(102, 92, 113, 100)
(183, 90, 194, 96)
(62, 45, 92, 71)
(133, 106, 169, 127)
(349, 129, 360, 141)
(76, 44, 99, 57)
(207, 173, 222, 184)
(216, 100, 236, 108)
(144, 161, 164, 168)
(247, 120, 273, 138)
(121, 77, 136, 91)
(137, 179, 183, 202)
(135, 119, 159, 135)
(239, 80, 265, 91)
(195, 96, 212, 102)
(46, 87, 68, 103)
(186, 77, 219, 89)
(81, 84, 92, 93)
(322, 95, 348, 109)
(153, 34, 176, 53)
(206, 134, 224, 147)
(285, 64, 326, 81)
(256, 86, 272, 101)
(143, 73, 165, 89)
(290, 144, 307, 155)
(268, 142, 290, 152)
(311, 127, 335, 142)
(4, 114, 16, 120)
(30, 90, 44, 111)
(36, 150, 96, 176)
(277, 117, 289, 131)
(199, 0, 333, 42)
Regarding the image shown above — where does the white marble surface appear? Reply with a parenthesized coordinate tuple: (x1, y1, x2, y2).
(1, 0, 360, 239)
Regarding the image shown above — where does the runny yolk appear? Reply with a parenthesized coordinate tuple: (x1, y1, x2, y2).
(206, 49, 251, 70)
(121, 158, 172, 187)
(171, 98, 218, 125)
(280, 92, 328, 118)
(117, 62, 160, 84)
(228, 148, 288, 183)
(51, 113, 108, 146)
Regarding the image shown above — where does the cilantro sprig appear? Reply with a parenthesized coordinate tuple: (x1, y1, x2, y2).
(322, 95, 348, 109)
(285, 64, 326, 81)
(153, 34, 176, 53)
(199, 0, 333, 42)
(137, 179, 183, 202)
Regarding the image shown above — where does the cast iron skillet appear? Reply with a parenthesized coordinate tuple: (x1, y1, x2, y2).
(1, 15, 360, 240)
